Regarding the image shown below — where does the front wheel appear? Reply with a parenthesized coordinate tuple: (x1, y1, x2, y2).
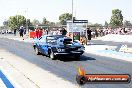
(49, 50, 56, 60)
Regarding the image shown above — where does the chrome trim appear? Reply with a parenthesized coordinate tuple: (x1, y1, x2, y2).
(54, 51, 83, 55)
(70, 51, 82, 53)
(54, 53, 69, 55)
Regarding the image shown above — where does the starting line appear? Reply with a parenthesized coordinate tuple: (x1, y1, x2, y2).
(0, 70, 14, 88)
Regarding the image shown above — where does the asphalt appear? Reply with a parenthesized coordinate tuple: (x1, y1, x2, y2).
(91, 40, 132, 48)
(0, 37, 132, 88)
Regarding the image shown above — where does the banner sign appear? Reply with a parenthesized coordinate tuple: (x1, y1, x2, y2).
(73, 20, 88, 23)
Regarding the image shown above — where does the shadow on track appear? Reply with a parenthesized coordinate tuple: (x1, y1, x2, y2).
(88, 43, 105, 45)
(58, 55, 96, 62)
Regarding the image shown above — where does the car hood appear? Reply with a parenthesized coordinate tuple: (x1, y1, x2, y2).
(55, 42, 83, 48)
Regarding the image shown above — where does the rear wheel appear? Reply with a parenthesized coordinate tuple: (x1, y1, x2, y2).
(34, 47, 40, 55)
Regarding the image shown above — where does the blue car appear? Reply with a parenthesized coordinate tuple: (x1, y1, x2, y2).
(33, 35, 85, 60)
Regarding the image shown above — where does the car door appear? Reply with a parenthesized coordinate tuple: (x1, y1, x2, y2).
(35, 37, 43, 52)
(39, 36, 49, 55)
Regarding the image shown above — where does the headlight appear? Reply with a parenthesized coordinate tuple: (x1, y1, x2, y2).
(57, 48, 65, 52)
(78, 47, 85, 51)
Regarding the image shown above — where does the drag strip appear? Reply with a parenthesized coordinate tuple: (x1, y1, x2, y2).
(0, 38, 132, 88)
(0, 70, 14, 88)
(91, 40, 132, 47)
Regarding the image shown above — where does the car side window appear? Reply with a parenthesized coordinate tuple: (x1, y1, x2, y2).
(39, 36, 46, 43)
(46, 36, 57, 45)
(39, 37, 42, 40)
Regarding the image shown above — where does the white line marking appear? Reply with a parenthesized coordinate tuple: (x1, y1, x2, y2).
(0, 79, 7, 88)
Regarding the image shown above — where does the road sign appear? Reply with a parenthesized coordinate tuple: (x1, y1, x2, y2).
(73, 20, 88, 23)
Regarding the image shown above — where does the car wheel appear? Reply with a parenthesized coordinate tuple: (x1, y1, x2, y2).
(35, 47, 40, 55)
(49, 50, 56, 60)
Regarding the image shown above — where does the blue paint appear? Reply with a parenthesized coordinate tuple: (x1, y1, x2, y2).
(0, 70, 14, 88)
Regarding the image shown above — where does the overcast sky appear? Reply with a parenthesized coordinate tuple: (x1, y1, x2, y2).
(0, 0, 132, 26)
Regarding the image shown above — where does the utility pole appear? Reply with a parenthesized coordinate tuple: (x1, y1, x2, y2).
(72, 0, 74, 41)
(25, 9, 29, 33)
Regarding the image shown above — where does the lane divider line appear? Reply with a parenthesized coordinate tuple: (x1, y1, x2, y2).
(0, 67, 22, 88)
(0, 70, 14, 88)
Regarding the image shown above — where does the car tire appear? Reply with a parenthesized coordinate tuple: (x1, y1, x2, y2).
(35, 47, 40, 55)
(49, 50, 56, 60)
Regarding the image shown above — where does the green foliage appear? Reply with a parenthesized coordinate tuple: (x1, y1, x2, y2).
(26, 19, 31, 26)
(32, 19, 40, 26)
(0, 26, 4, 30)
(3, 20, 9, 26)
(93, 23, 102, 27)
(110, 9, 123, 27)
(8, 15, 26, 30)
(42, 17, 47, 25)
(104, 21, 108, 27)
(87, 23, 103, 29)
(59, 13, 72, 25)
(49, 22, 55, 26)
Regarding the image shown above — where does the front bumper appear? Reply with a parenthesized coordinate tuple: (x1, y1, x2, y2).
(54, 51, 84, 57)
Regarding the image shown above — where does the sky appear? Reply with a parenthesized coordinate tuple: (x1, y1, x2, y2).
(0, 0, 132, 26)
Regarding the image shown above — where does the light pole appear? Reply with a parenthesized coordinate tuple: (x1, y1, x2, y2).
(72, 0, 74, 22)
(25, 9, 29, 33)
(17, 11, 19, 30)
(72, 0, 74, 41)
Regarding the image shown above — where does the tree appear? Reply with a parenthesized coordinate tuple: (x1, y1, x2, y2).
(32, 19, 40, 26)
(49, 22, 55, 26)
(3, 20, 9, 29)
(92, 23, 102, 27)
(110, 9, 123, 27)
(3, 20, 9, 26)
(42, 17, 47, 25)
(123, 20, 132, 27)
(104, 21, 108, 28)
(87, 23, 103, 29)
(0, 26, 4, 30)
(8, 15, 26, 30)
(55, 22, 61, 26)
(59, 13, 72, 25)
(26, 19, 31, 26)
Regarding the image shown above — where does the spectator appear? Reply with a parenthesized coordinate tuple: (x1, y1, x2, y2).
(35, 28, 40, 38)
(6, 30, 8, 34)
(87, 28, 92, 44)
(39, 29, 43, 38)
(19, 26, 24, 37)
(45, 29, 49, 35)
(61, 28, 67, 35)
(24, 27, 26, 35)
(95, 29, 98, 38)
(14, 29, 17, 36)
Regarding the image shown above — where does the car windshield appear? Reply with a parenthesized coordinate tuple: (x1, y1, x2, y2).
(46, 35, 70, 45)
(63, 39, 72, 45)
(54, 35, 67, 39)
